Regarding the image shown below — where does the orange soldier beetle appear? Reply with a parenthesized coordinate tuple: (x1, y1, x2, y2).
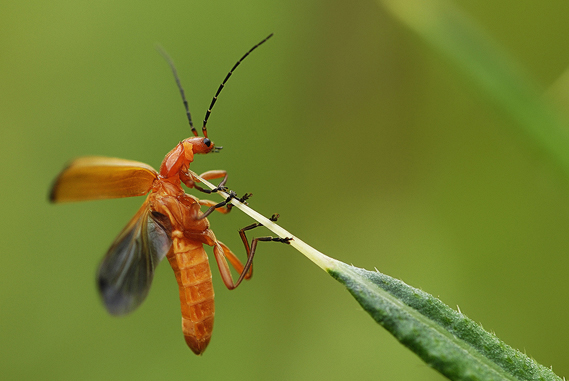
(50, 34, 290, 355)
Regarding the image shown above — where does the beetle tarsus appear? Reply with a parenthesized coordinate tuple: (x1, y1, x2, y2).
(225, 192, 252, 212)
(256, 236, 292, 244)
(212, 185, 229, 193)
(239, 193, 252, 203)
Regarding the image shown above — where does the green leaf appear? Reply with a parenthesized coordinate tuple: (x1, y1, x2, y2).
(329, 262, 562, 381)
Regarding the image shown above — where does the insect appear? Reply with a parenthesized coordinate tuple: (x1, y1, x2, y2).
(50, 34, 290, 355)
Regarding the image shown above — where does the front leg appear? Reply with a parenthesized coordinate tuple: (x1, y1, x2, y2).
(182, 170, 228, 194)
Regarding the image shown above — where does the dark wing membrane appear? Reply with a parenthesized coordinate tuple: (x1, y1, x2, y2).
(97, 200, 172, 315)
(50, 156, 158, 203)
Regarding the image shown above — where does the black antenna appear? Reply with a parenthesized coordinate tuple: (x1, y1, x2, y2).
(202, 33, 273, 138)
(156, 46, 199, 137)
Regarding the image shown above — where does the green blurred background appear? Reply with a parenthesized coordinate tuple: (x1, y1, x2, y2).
(2, 0, 569, 379)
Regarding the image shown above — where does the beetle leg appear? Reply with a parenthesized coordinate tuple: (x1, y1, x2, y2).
(199, 193, 251, 215)
(199, 191, 238, 219)
(183, 170, 229, 194)
(225, 192, 251, 212)
(199, 199, 232, 214)
(212, 214, 291, 290)
(236, 214, 291, 279)
(213, 236, 289, 290)
(213, 241, 247, 290)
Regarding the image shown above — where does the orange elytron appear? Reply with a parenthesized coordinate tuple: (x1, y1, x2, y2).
(50, 34, 288, 355)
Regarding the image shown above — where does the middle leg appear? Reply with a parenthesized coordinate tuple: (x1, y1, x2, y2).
(182, 170, 229, 194)
(198, 192, 252, 219)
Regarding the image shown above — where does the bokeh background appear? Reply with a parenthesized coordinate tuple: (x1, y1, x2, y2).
(2, 0, 569, 379)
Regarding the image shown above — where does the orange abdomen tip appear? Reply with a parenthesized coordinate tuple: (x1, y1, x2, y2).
(183, 314, 214, 355)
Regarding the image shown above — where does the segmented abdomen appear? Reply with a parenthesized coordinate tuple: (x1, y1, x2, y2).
(167, 230, 215, 355)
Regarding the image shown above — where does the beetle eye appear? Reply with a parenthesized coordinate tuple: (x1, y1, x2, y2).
(203, 138, 211, 147)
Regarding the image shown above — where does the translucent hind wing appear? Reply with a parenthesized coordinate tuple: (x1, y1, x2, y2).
(97, 200, 172, 315)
